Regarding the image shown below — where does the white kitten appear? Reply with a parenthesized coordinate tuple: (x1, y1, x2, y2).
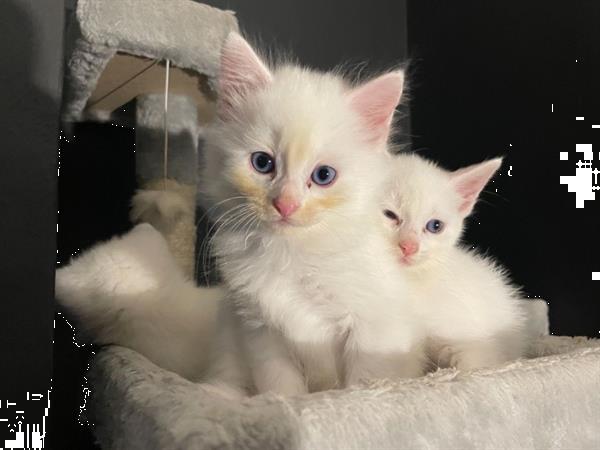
(380, 153, 526, 371)
(199, 33, 424, 395)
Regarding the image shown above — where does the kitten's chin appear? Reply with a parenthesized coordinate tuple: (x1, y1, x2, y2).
(399, 255, 415, 266)
(397, 253, 423, 268)
(270, 218, 308, 232)
(398, 252, 447, 273)
(266, 216, 322, 235)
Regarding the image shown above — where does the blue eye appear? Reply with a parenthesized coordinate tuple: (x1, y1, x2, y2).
(311, 165, 337, 186)
(425, 219, 444, 233)
(251, 151, 275, 174)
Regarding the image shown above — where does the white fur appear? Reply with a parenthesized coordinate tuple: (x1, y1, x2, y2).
(381, 153, 527, 371)
(199, 34, 422, 395)
(55, 224, 223, 381)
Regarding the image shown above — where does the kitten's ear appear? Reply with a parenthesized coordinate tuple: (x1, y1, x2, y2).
(451, 157, 503, 215)
(348, 71, 405, 146)
(218, 32, 272, 118)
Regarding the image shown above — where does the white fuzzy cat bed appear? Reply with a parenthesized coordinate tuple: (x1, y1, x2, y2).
(56, 225, 600, 450)
(88, 336, 600, 450)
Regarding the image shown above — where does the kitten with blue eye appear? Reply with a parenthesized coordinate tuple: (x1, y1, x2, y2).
(381, 153, 526, 371)
(198, 33, 425, 395)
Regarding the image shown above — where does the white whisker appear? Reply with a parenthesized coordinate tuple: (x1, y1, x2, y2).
(196, 203, 251, 284)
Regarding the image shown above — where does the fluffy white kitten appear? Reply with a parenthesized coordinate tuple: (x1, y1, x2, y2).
(199, 33, 424, 395)
(380, 153, 526, 371)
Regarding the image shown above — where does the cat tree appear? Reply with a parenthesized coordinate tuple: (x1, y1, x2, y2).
(58, 0, 600, 449)
(62, 0, 237, 278)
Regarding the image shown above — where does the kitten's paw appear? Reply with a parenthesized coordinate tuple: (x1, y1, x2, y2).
(254, 371, 308, 397)
(433, 345, 454, 369)
(450, 347, 507, 371)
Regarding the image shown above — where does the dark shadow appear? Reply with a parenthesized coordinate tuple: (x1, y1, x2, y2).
(407, 0, 600, 337)
(51, 115, 135, 449)
(0, 0, 89, 448)
(0, 1, 126, 449)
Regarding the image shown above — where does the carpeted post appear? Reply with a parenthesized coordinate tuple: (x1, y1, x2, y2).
(130, 94, 200, 279)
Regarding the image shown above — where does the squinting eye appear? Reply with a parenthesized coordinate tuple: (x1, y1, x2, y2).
(251, 151, 275, 174)
(311, 165, 337, 186)
(383, 209, 400, 222)
(425, 219, 444, 233)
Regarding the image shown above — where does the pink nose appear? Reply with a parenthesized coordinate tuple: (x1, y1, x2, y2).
(399, 240, 419, 257)
(273, 197, 300, 218)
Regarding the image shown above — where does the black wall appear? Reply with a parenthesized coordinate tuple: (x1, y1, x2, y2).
(407, 0, 599, 337)
(0, 0, 63, 442)
(51, 120, 135, 450)
(202, 0, 408, 70)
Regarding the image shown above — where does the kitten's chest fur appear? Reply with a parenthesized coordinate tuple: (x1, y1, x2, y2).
(217, 231, 383, 390)
(219, 232, 352, 328)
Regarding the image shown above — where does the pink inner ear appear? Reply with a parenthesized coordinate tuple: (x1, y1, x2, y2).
(349, 71, 405, 144)
(451, 158, 503, 214)
(455, 181, 484, 214)
(218, 33, 272, 118)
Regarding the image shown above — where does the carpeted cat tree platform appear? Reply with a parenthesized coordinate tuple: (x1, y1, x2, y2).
(63, 0, 238, 123)
(89, 336, 600, 450)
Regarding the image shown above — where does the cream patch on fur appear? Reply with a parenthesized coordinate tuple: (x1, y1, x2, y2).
(281, 122, 315, 169)
(296, 194, 347, 223)
(230, 167, 268, 211)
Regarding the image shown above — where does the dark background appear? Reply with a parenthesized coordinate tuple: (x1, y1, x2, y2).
(0, 0, 63, 447)
(406, 0, 600, 338)
(0, 0, 597, 449)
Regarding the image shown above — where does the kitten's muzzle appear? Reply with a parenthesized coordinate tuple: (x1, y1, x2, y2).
(398, 240, 419, 262)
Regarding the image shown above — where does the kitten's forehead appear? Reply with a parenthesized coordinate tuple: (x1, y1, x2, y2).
(259, 67, 354, 139)
(248, 67, 364, 171)
(387, 154, 458, 220)
(279, 121, 315, 167)
(271, 66, 349, 102)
